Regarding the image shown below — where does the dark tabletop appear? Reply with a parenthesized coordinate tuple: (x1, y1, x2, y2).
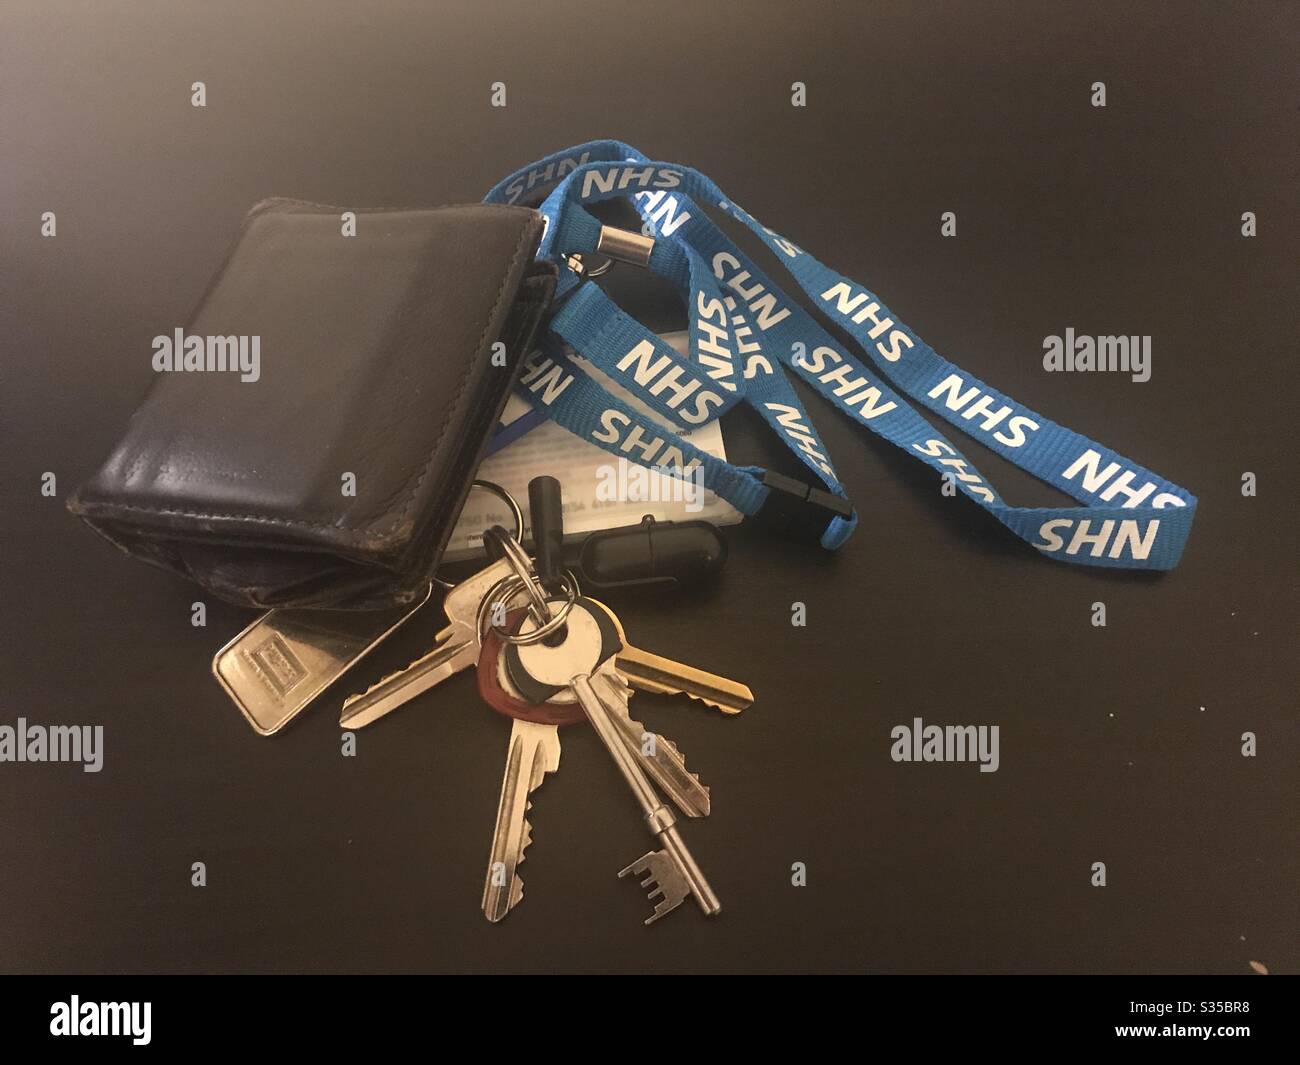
(1, 0, 1295, 974)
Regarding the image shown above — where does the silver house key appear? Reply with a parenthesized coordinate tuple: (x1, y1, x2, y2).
(506, 599, 722, 925)
(481, 717, 561, 923)
(338, 557, 516, 729)
(477, 600, 582, 924)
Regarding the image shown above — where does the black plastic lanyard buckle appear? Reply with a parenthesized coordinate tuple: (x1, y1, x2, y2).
(753, 471, 854, 544)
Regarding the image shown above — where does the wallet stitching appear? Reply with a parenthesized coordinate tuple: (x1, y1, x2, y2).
(367, 210, 536, 539)
(77, 206, 542, 543)
(387, 268, 554, 591)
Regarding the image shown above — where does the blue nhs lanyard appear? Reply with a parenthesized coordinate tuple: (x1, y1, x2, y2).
(485, 141, 1196, 570)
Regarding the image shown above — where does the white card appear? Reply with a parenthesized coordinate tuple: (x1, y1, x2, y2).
(444, 331, 742, 559)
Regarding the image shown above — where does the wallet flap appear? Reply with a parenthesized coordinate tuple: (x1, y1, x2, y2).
(69, 200, 555, 608)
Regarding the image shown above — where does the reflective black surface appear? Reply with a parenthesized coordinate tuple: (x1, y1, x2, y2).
(1, 0, 1295, 973)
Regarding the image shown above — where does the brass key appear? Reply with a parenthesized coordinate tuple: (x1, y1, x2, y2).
(585, 599, 754, 715)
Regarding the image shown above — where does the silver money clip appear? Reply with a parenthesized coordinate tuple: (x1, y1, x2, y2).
(212, 584, 433, 736)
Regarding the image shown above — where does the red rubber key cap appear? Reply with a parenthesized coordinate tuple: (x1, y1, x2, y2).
(477, 608, 585, 727)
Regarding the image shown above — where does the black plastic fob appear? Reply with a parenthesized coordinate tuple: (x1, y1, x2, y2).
(565, 516, 727, 590)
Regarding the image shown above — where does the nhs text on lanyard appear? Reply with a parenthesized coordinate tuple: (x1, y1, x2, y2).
(485, 141, 1196, 571)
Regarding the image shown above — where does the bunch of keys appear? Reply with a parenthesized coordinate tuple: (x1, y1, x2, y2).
(214, 479, 731, 735)
(478, 596, 720, 925)
(338, 477, 753, 924)
(214, 475, 752, 923)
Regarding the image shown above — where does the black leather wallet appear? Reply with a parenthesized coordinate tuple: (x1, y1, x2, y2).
(68, 199, 555, 610)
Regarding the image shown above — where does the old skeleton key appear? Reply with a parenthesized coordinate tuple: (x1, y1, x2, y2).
(506, 599, 723, 924)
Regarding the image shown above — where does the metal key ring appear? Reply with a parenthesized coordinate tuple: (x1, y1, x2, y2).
(564, 252, 614, 279)
(476, 571, 579, 646)
(477, 571, 579, 646)
(482, 526, 554, 623)
(432, 480, 524, 590)
(500, 573, 580, 644)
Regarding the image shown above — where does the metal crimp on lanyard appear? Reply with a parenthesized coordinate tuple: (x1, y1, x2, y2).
(595, 225, 655, 267)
